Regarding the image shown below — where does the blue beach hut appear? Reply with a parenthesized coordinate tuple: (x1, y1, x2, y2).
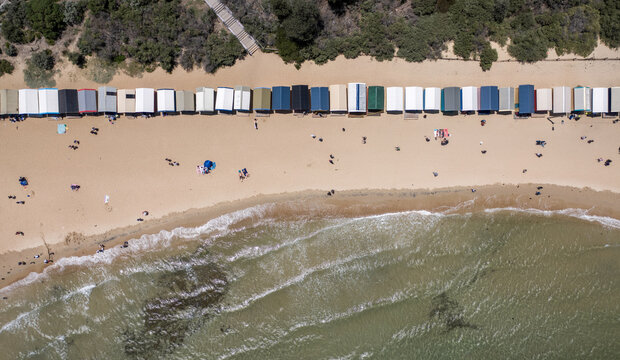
(479, 86, 499, 112)
(272, 86, 291, 111)
(517, 85, 535, 114)
(311, 87, 329, 112)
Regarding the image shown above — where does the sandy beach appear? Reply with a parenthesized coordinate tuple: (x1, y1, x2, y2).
(1, 48, 620, 287)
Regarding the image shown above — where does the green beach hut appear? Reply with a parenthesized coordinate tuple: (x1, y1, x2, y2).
(368, 86, 384, 112)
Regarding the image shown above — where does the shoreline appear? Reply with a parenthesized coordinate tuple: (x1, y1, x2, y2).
(2, 183, 619, 291)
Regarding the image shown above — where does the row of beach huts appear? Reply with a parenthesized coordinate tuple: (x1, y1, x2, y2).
(1, 84, 619, 117)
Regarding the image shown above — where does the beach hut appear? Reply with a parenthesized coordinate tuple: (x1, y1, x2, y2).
(253, 87, 271, 112)
(386, 87, 403, 113)
(38, 88, 59, 116)
(117, 89, 136, 114)
(18, 89, 39, 115)
(405, 87, 424, 112)
(478, 86, 499, 112)
(498, 87, 514, 112)
(175, 90, 195, 113)
(157, 88, 176, 113)
(195, 87, 215, 113)
(460, 86, 478, 112)
(0, 89, 19, 115)
(591, 87, 609, 114)
(516, 85, 534, 114)
(573, 86, 591, 112)
(78, 89, 97, 114)
(441, 87, 460, 113)
(98, 86, 117, 114)
(424, 87, 441, 111)
(272, 86, 291, 111)
(348, 83, 367, 113)
(368, 86, 385, 112)
(535, 88, 552, 112)
(215, 87, 234, 112)
(310, 87, 329, 112)
(58, 89, 79, 116)
(552, 87, 571, 114)
(292, 85, 310, 112)
(135, 88, 155, 114)
(329, 84, 347, 113)
(234, 86, 251, 112)
(610, 87, 620, 113)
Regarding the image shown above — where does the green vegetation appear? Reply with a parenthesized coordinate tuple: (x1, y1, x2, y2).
(26, 0, 66, 43)
(23, 49, 56, 87)
(4, 42, 18, 57)
(0, 59, 14, 77)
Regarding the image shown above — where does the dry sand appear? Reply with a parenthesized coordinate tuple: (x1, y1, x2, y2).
(1, 49, 619, 287)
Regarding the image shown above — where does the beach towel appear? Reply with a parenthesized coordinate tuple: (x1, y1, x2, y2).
(104, 195, 110, 204)
(433, 129, 438, 138)
(444, 129, 450, 137)
(57, 124, 66, 134)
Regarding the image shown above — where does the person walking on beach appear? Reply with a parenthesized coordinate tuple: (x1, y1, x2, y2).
(254, 119, 258, 130)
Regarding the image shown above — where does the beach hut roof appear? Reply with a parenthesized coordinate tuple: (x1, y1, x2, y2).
(479, 86, 499, 112)
(234, 86, 251, 111)
(424, 87, 441, 111)
(310, 87, 329, 112)
(157, 88, 176, 112)
(536, 88, 552, 111)
(461, 86, 478, 112)
(329, 84, 347, 112)
(552, 87, 571, 114)
(117, 89, 136, 114)
(19, 89, 39, 115)
(368, 86, 385, 111)
(386, 87, 403, 112)
(253, 87, 271, 111)
(498, 87, 514, 111)
(175, 90, 195, 112)
(135, 88, 155, 113)
(98, 86, 117, 113)
(272, 86, 291, 111)
(195, 87, 214, 112)
(215, 87, 234, 112)
(517, 85, 534, 114)
(0, 89, 19, 115)
(58, 89, 79, 115)
(348, 83, 366, 113)
(441, 87, 460, 112)
(38, 88, 59, 115)
(591, 87, 609, 114)
(78, 89, 97, 113)
(573, 86, 591, 112)
(405, 86, 423, 111)
(292, 85, 310, 112)
(611, 87, 620, 113)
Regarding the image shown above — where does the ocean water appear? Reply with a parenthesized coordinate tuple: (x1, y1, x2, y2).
(1, 205, 619, 359)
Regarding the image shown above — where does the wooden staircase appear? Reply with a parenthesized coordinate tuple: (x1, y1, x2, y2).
(204, 0, 261, 55)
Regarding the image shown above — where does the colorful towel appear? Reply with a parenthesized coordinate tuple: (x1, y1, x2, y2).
(57, 124, 66, 134)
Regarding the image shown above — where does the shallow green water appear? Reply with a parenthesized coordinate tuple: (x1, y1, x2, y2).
(1, 206, 619, 359)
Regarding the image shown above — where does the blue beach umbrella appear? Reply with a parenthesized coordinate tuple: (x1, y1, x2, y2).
(203, 160, 216, 170)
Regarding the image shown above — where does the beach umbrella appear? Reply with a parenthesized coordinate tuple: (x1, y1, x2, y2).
(204, 160, 216, 170)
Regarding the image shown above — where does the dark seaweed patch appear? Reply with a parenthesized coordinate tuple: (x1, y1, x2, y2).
(430, 292, 478, 332)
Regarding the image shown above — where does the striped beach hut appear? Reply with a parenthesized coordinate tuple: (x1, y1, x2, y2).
(175, 90, 195, 113)
(157, 88, 176, 113)
(292, 85, 310, 113)
(348, 83, 367, 113)
(386, 87, 403, 113)
(441, 87, 460, 113)
(368, 86, 384, 112)
(310, 87, 329, 112)
(215, 87, 234, 112)
(98, 86, 117, 114)
(78, 89, 98, 114)
(610, 87, 620, 113)
(117, 89, 136, 114)
(38, 88, 59, 116)
(196, 87, 215, 113)
(591, 87, 608, 114)
(253, 87, 271, 112)
(19, 89, 39, 115)
(460, 86, 477, 112)
(135, 88, 155, 114)
(0, 89, 19, 115)
(478, 86, 498, 112)
(405, 87, 424, 112)
(234, 86, 251, 112)
(272, 86, 291, 111)
(573, 86, 591, 112)
(552, 87, 571, 114)
(535, 88, 552, 112)
(516, 85, 534, 114)
(329, 84, 347, 113)
(499, 87, 514, 112)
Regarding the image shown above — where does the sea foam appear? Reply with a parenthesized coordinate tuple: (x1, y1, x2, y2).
(483, 207, 620, 229)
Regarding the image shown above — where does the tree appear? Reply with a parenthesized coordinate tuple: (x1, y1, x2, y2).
(281, 1, 322, 44)
(0, 59, 15, 77)
(64, 1, 87, 26)
(411, 0, 436, 16)
(1, 1, 28, 44)
(479, 42, 497, 71)
(26, 0, 67, 42)
(599, 0, 619, 48)
(4, 42, 18, 57)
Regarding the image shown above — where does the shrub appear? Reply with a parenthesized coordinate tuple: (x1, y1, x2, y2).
(0, 59, 15, 76)
(64, 0, 87, 26)
(479, 42, 497, 71)
(1, 1, 28, 44)
(64, 50, 87, 68)
(281, 0, 322, 44)
(599, 0, 619, 48)
(23, 50, 56, 87)
(26, 0, 67, 42)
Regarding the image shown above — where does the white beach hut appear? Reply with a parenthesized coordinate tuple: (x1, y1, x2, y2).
(215, 87, 234, 112)
(136, 88, 155, 113)
(535, 88, 552, 112)
(405, 86, 424, 111)
(196, 87, 215, 113)
(460, 86, 478, 112)
(573, 86, 591, 112)
(329, 84, 347, 113)
(38, 88, 59, 115)
(591, 87, 609, 114)
(19, 89, 39, 115)
(157, 88, 176, 113)
(234, 86, 251, 112)
(386, 87, 404, 113)
(611, 87, 620, 113)
(552, 87, 571, 114)
(424, 87, 441, 111)
(498, 87, 515, 112)
(348, 83, 366, 113)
